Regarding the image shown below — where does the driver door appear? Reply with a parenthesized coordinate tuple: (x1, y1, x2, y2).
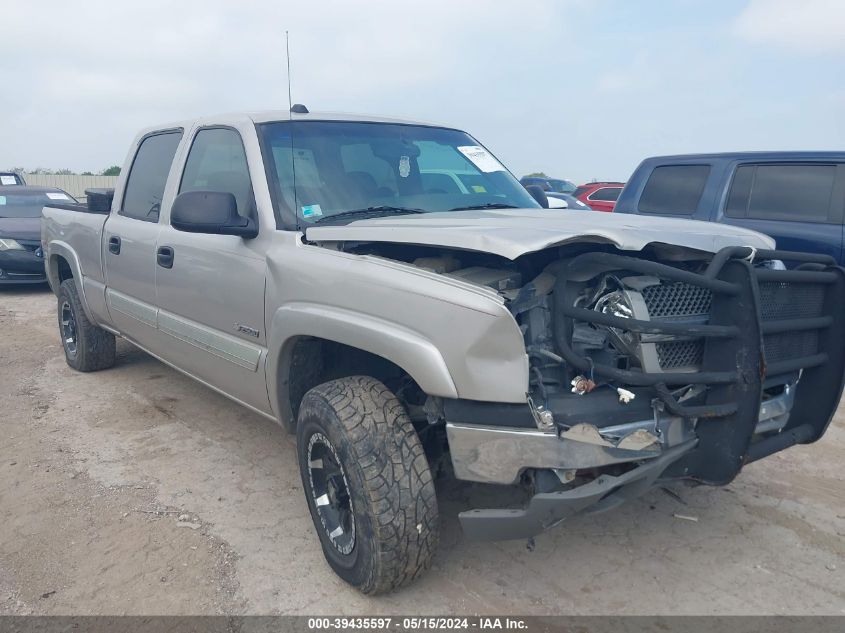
(154, 126, 271, 414)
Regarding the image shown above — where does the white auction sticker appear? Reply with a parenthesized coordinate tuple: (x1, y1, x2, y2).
(46, 192, 70, 200)
(457, 145, 505, 173)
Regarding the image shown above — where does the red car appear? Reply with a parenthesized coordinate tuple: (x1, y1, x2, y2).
(573, 181, 625, 212)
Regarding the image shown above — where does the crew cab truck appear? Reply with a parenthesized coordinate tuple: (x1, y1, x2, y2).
(615, 152, 845, 265)
(43, 109, 845, 594)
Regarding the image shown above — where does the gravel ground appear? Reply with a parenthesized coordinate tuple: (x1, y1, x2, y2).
(1, 284, 843, 615)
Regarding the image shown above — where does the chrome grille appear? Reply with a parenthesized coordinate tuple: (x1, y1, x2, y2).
(641, 282, 710, 372)
(758, 282, 825, 320)
(655, 339, 704, 370)
(641, 280, 825, 372)
(641, 282, 711, 319)
(764, 330, 820, 365)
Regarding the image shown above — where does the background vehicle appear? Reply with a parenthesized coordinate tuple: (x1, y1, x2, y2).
(0, 171, 26, 186)
(573, 181, 625, 211)
(519, 176, 552, 191)
(547, 178, 576, 193)
(519, 176, 576, 194)
(614, 152, 845, 265)
(546, 192, 591, 210)
(0, 185, 74, 284)
(42, 109, 845, 594)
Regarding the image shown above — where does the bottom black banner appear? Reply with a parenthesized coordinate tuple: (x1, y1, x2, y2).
(0, 616, 842, 633)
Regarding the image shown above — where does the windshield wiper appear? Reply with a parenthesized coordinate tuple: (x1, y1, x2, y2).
(448, 203, 519, 212)
(311, 206, 427, 225)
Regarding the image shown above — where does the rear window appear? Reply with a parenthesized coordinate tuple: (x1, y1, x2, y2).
(725, 164, 836, 223)
(638, 165, 711, 214)
(588, 187, 621, 202)
(0, 173, 23, 185)
(121, 131, 183, 222)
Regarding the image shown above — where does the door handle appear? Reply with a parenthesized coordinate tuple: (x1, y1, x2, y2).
(156, 246, 174, 269)
(108, 235, 121, 255)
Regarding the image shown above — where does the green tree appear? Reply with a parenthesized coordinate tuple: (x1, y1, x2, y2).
(55, 168, 75, 175)
(101, 166, 121, 176)
(522, 171, 548, 178)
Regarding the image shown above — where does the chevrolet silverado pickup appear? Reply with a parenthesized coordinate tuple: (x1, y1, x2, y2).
(42, 107, 845, 594)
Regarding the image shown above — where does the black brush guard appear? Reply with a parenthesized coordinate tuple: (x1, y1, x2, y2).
(552, 247, 845, 485)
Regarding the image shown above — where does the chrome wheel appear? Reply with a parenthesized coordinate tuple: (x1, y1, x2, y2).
(60, 300, 78, 357)
(306, 432, 355, 555)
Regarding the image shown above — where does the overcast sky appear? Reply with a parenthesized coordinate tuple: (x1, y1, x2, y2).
(2, 0, 843, 182)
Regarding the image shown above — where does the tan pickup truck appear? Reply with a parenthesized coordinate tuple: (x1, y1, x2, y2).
(42, 106, 845, 593)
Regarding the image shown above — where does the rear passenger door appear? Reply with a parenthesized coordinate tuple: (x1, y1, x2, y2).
(104, 129, 182, 348)
(154, 126, 271, 413)
(719, 163, 845, 265)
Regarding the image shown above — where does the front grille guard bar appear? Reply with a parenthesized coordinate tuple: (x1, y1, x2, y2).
(551, 247, 837, 411)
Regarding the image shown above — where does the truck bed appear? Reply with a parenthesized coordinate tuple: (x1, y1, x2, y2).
(42, 205, 109, 286)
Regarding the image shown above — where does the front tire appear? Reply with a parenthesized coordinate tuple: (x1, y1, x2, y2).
(296, 376, 439, 594)
(57, 279, 116, 372)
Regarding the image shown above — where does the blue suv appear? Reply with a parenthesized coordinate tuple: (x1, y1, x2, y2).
(615, 152, 845, 265)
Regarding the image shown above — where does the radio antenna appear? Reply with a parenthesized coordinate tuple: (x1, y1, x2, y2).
(285, 30, 293, 117)
(285, 30, 300, 230)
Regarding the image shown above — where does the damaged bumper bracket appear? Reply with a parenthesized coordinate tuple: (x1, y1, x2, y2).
(459, 439, 697, 542)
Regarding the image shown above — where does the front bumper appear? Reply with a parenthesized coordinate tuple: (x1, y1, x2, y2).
(0, 246, 47, 284)
(447, 247, 845, 541)
(459, 440, 696, 541)
(446, 385, 795, 486)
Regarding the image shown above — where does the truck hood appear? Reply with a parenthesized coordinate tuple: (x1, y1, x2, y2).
(305, 208, 775, 260)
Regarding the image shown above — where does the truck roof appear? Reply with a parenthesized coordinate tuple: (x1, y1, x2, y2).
(0, 185, 69, 195)
(137, 109, 450, 137)
(639, 150, 845, 162)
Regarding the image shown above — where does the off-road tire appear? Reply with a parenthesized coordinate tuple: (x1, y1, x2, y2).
(57, 279, 116, 372)
(296, 376, 439, 594)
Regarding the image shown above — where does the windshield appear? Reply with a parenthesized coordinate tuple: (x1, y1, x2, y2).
(258, 121, 539, 226)
(548, 179, 576, 193)
(0, 191, 74, 218)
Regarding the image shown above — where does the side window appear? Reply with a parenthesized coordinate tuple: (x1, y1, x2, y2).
(121, 131, 182, 221)
(725, 164, 836, 223)
(638, 165, 711, 214)
(179, 128, 255, 218)
(588, 187, 621, 201)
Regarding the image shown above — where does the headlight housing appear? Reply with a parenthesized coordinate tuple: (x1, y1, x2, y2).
(0, 238, 25, 251)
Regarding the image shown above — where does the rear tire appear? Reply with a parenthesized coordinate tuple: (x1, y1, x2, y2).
(296, 376, 439, 594)
(57, 279, 116, 372)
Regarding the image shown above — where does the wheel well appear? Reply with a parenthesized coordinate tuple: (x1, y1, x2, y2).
(54, 255, 73, 283)
(281, 337, 427, 430)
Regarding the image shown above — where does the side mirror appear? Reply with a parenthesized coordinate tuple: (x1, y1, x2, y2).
(85, 188, 114, 214)
(171, 191, 258, 238)
(525, 185, 549, 209)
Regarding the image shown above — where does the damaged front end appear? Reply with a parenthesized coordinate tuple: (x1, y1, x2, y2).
(445, 246, 845, 541)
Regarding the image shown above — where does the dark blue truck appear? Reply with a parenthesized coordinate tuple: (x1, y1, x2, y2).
(615, 152, 845, 265)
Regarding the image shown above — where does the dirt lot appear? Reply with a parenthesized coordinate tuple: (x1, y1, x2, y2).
(1, 284, 843, 615)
